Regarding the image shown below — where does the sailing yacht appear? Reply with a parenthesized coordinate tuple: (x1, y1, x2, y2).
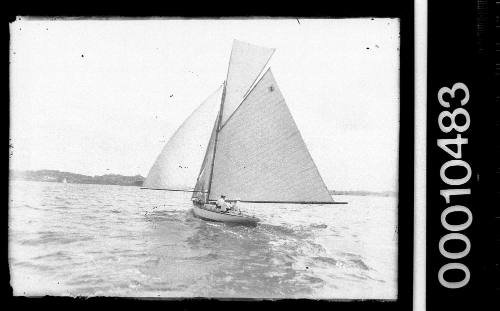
(143, 40, 343, 225)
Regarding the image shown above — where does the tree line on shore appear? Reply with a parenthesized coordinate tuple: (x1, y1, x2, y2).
(9, 169, 144, 187)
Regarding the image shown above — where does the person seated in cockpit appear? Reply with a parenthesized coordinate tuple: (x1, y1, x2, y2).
(216, 195, 227, 211)
(217, 194, 238, 212)
(231, 199, 241, 213)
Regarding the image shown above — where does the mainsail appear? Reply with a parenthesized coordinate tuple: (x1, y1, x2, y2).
(208, 69, 334, 203)
(221, 39, 275, 126)
(143, 86, 222, 191)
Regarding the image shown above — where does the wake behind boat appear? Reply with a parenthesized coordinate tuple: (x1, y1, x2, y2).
(143, 39, 346, 225)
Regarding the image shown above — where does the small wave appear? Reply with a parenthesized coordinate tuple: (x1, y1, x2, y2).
(189, 252, 218, 261)
(259, 223, 310, 240)
(32, 251, 71, 261)
(338, 252, 372, 271)
(144, 257, 161, 266)
(67, 285, 113, 296)
(310, 224, 328, 229)
(14, 261, 56, 272)
(301, 275, 325, 285)
(344, 272, 369, 281)
(66, 276, 109, 287)
(17, 205, 46, 211)
(145, 209, 185, 218)
(350, 258, 370, 271)
(312, 256, 337, 265)
(81, 214, 98, 221)
(54, 204, 71, 209)
(20, 232, 94, 246)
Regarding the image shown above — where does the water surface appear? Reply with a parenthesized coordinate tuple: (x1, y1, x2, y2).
(9, 180, 397, 299)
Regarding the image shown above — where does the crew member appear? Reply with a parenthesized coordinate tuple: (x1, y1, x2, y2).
(216, 195, 227, 211)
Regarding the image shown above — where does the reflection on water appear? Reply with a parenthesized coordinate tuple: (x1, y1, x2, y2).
(9, 180, 397, 299)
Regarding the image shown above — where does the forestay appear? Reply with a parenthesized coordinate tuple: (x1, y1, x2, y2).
(221, 40, 275, 126)
(143, 86, 222, 191)
(209, 69, 334, 203)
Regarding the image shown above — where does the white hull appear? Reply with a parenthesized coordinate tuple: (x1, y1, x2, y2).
(192, 205, 259, 225)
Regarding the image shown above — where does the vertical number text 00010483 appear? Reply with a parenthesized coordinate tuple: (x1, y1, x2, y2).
(436, 82, 473, 289)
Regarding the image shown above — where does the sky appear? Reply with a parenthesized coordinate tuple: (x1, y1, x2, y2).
(10, 18, 400, 192)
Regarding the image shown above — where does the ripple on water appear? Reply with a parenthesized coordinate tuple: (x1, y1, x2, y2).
(15, 261, 57, 272)
(20, 231, 94, 246)
(312, 256, 338, 266)
(32, 251, 72, 261)
(349, 258, 370, 271)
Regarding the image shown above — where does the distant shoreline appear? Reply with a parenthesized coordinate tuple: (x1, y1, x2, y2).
(9, 169, 145, 187)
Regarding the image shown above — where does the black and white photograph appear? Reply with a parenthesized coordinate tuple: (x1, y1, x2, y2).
(9, 18, 401, 299)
